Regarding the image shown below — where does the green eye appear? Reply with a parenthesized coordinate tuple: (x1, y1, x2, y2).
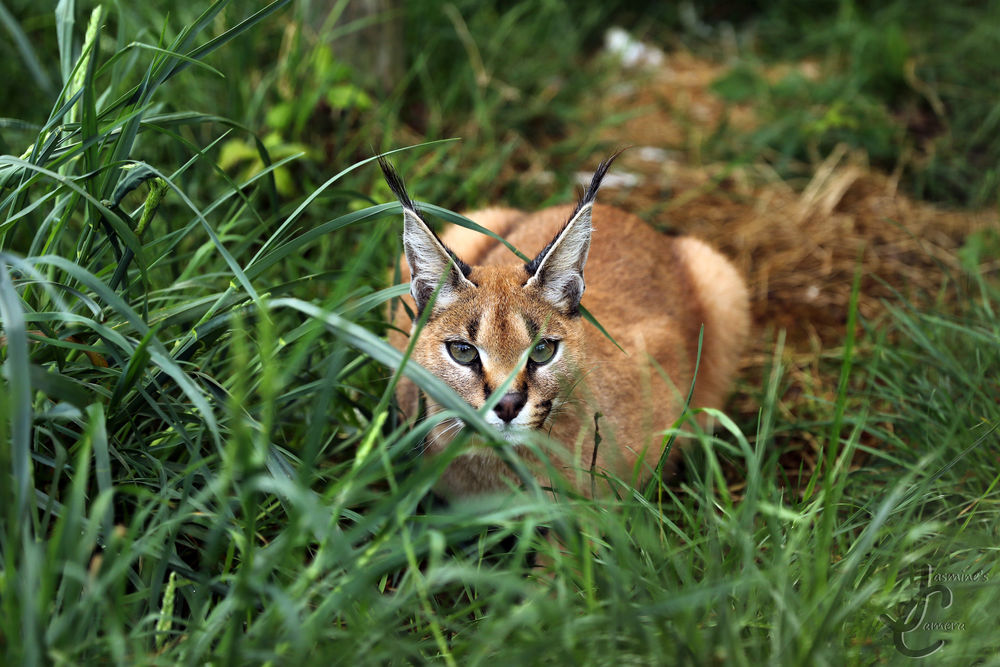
(529, 339, 557, 365)
(446, 341, 479, 365)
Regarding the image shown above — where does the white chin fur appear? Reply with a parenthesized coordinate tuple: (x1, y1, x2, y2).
(497, 425, 531, 443)
(437, 415, 532, 457)
(484, 411, 534, 437)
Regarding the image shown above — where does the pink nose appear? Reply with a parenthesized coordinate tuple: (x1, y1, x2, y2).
(493, 392, 526, 423)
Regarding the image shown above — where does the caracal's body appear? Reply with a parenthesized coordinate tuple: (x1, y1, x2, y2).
(384, 157, 749, 497)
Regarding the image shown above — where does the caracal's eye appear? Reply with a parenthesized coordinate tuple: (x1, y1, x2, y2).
(529, 339, 557, 365)
(446, 341, 479, 365)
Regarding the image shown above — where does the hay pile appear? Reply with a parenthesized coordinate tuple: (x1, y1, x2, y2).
(619, 145, 989, 348)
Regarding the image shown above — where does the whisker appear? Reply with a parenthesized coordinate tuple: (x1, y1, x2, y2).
(418, 417, 465, 455)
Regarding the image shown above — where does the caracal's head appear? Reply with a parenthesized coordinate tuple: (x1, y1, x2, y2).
(380, 156, 616, 456)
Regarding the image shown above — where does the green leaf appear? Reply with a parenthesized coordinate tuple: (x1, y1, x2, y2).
(327, 83, 373, 111)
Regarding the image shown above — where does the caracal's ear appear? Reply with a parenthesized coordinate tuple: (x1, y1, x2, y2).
(523, 153, 620, 314)
(379, 157, 475, 317)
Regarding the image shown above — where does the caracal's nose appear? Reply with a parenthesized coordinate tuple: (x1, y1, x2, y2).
(493, 392, 526, 423)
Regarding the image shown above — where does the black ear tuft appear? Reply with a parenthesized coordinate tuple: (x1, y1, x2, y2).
(379, 155, 473, 280)
(378, 156, 418, 213)
(569, 150, 623, 220)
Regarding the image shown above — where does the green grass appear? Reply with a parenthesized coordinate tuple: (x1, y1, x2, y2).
(1, 1, 999, 664)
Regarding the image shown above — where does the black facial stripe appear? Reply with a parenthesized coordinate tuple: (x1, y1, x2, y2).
(523, 315, 539, 340)
(466, 316, 480, 342)
(530, 400, 553, 428)
(482, 380, 493, 400)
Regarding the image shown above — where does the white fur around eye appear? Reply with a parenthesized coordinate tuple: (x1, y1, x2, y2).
(549, 341, 563, 366)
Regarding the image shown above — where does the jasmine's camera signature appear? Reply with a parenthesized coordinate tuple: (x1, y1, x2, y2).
(879, 564, 988, 658)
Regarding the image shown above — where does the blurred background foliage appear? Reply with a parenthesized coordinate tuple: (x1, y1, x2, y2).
(5, 0, 998, 214)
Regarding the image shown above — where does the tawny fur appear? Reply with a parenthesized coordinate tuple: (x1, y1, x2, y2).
(389, 202, 749, 497)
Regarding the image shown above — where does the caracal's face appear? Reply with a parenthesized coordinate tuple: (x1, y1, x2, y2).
(411, 264, 584, 452)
